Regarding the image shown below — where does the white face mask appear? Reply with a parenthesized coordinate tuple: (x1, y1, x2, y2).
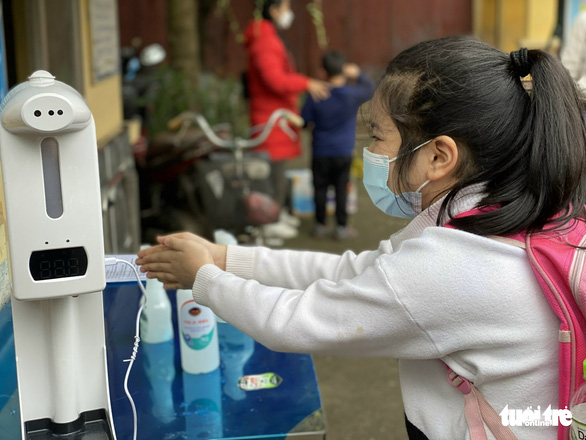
(276, 10, 295, 29)
(362, 140, 431, 219)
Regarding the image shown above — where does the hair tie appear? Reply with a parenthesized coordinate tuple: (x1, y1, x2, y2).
(510, 48, 531, 77)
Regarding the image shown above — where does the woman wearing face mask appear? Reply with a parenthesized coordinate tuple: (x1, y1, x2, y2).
(243, 0, 330, 238)
(137, 36, 586, 439)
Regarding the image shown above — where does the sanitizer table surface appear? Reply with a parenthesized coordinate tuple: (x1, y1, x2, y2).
(0, 283, 326, 440)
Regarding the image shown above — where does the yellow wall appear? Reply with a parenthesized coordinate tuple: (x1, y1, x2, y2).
(475, 0, 498, 47)
(522, 0, 557, 49)
(474, 0, 557, 51)
(79, 0, 124, 147)
(501, 0, 527, 52)
(526, 0, 557, 40)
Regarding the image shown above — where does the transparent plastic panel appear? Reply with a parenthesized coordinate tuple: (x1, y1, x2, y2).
(41, 137, 63, 219)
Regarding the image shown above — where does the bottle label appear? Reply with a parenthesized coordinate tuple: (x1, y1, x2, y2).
(572, 422, 586, 440)
(572, 402, 586, 440)
(180, 300, 215, 350)
(238, 372, 283, 391)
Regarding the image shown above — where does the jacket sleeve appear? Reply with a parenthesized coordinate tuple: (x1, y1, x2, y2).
(225, 244, 386, 289)
(193, 227, 543, 360)
(249, 38, 309, 95)
(193, 258, 440, 358)
(347, 73, 375, 105)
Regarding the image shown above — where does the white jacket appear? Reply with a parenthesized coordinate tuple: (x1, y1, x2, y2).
(192, 186, 559, 440)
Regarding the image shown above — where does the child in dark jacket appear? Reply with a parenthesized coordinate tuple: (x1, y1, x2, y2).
(301, 51, 374, 239)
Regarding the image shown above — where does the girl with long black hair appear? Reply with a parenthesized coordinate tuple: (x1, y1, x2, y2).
(138, 37, 586, 439)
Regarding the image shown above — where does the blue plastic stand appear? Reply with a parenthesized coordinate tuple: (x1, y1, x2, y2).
(0, 283, 326, 440)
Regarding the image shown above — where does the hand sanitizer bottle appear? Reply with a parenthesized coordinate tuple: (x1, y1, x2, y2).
(177, 289, 219, 374)
(139, 245, 174, 344)
(571, 360, 586, 439)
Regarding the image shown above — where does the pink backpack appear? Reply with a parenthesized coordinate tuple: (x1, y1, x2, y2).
(445, 209, 586, 440)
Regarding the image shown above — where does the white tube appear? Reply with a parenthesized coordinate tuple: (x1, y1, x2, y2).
(48, 297, 79, 423)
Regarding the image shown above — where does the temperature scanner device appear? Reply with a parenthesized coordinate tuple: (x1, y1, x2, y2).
(0, 71, 116, 438)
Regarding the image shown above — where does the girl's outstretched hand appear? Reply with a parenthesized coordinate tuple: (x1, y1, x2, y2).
(137, 232, 227, 269)
(136, 234, 217, 290)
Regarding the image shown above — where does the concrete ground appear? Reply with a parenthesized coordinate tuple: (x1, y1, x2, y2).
(279, 130, 411, 440)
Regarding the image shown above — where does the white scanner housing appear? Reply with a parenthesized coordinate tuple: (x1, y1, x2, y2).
(0, 71, 115, 439)
(0, 70, 105, 300)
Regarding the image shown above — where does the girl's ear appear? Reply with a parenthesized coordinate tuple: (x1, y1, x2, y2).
(426, 135, 459, 181)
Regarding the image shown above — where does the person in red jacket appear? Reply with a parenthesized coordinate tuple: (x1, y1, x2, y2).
(244, 0, 329, 239)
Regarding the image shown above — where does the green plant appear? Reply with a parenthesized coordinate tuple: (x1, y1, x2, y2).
(140, 65, 193, 136)
(196, 74, 249, 137)
(142, 65, 249, 138)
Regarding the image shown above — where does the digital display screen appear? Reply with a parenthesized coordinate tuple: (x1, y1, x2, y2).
(29, 247, 88, 281)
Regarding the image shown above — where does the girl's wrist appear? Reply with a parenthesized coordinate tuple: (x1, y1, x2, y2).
(215, 245, 228, 271)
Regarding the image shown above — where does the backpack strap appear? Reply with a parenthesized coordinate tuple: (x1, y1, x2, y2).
(524, 230, 586, 437)
(446, 366, 518, 440)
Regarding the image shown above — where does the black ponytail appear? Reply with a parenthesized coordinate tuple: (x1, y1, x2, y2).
(377, 36, 586, 236)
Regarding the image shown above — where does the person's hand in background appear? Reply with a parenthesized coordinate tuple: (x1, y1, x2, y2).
(343, 63, 361, 80)
(307, 79, 331, 101)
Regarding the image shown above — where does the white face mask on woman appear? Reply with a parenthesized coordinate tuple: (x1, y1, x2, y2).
(276, 10, 295, 29)
(362, 140, 431, 219)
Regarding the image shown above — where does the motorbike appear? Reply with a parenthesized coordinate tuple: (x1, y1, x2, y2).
(138, 108, 304, 245)
(121, 43, 167, 122)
